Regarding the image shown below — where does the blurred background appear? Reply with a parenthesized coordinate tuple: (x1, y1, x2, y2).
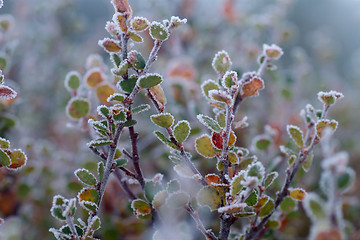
(0, 0, 359, 239)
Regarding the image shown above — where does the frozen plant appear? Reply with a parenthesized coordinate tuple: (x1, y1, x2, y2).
(50, 0, 352, 239)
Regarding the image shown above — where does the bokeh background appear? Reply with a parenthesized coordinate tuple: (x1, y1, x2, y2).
(0, 0, 359, 239)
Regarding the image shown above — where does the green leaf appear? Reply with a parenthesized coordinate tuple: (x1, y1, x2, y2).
(216, 112, 226, 128)
(315, 119, 338, 138)
(97, 105, 109, 117)
(131, 17, 150, 31)
(253, 136, 272, 151)
(166, 191, 190, 208)
(302, 152, 313, 172)
(51, 206, 66, 221)
(222, 71, 237, 88)
(107, 93, 125, 102)
(145, 180, 163, 202)
(114, 111, 126, 122)
(119, 75, 137, 93)
(337, 168, 355, 192)
(0, 137, 9, 149)
(116, 159, 128, 167)
(66, 98, 90, 119)
(112, 54, 121, 67)
(289, 188, 307, 201)
(280, 197, 296, 212)
(201, 80, 219, 99)
(129, 31, 143, 43)
(197, 114, 222, 132)
(131, 199, 151, 217)
(152, 190, 168, 210)
(303, 193, 326, 220)
(259, 199, 274, 217)
(247, 162, 265, 182)
(75, 168, 97, 186)
(0, 57, 7, 71)
(87, 138, 112, 147)
(124, 119, 137, 127)
(212, 50, 232, 73)
(149, 22, 169, 41)
(238, 156, 256, 170)
(151, 113, 174, 128)
(111, 60, 129, 76)
(230, 172, 245, 196)
(167, 179, 180, 194)
(173, 120, 191, 143)
(233, 212, 256, 218)
(245, 192, 258, 206)
(0, 149, 10, 167)
(138, 73, 163, 89)
(132, 104, 150, 114)
(154, 131, 178, 149)
(129, 50, 145, 69)
(195, 135, 216, 158)
(263, 172, 278, 189)
(286, 125, 304, 147)
(197, 186, 221, 211)
(97, 162, 104, 182)
(65, 71, 81, 91)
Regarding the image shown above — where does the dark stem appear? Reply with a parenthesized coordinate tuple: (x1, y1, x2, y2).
(219, 214, 236, 240)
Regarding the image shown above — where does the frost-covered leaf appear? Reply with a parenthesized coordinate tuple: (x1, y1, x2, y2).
(107, 93, 125, 102)
(97, 105, 109, 118)
(131, 16, 150, 31)
(96, 84, 115, 104)
(0, 137, 10, 149)
(152, 190, 167, 209)
(7, 149, 27, 170)
(317, 90, 344, 106)
(280, 196, 296, 212)
(138, 73, 163, 89)
(205, 174, 220, 187)
(302, 152, 313, 172)
(287, 125, 304, 147)
(242, 76, 264, 97)
(66, 98, 90, 119)
(218, 203, 246, 214)
(99, 38, 121, 53)
(315, 119, 338, 138)
(124, 119, 137, 127)
(0, 85, 17, 99)
(166, 191, 190, 208)
(253, 135, 272, 151)
(0, 57, 7, 71)
(75, 169, 97, 186)
(212, 50, 232, 73)
(263, 44, 283, 60)
(85, 68, 104, 88)
(245, 192, 258, 206)
(230, 171, 245, 196)
(145, 180, 163, 202)
(131, 199, 151, 217)
(149, 85, 166, 110)
(149, 22, 169, 41)
(289, 188, 307, 201)
(114, 110, 126, 122)
(209, 89, 232, 105)
(201, 80, 219, 99)
(246, 162, 265, 182)
(116, 159, 127, 167)
(173, 120, 190, 143)
(128, 50, 145, 70)
(78, 188, 99, 205)
(337, 167, 355, 192)
(254, 195, 269, 210)
(211, 131, 223, 149)
(112, 12, 128, 32)
(303, 193, 326, 221)
(259, 199, 274, 217)
(51, 206, 66, 221)
(97, 162, 104, 182)
(112, 60, 129, 77)
(154, 131, 178, 149)
(222, 71, 237, 89)
(263, 172, 278, 189)
(132, 104, 150, 114)
(238, 156, 256, 171)
(166, 179, 180, 193)
(233, 212, 256, 218)
(197, 114, 222, 132)
(197, 186, 221, 211)
(170, 16, 187, 27)
(0, 148, 10, 167)
(216, 112, 226, 128)
(195, 135, 216, 158)
(129, 31, 143, 43)
(151, 113, 174, 128)
(65, 71, 81, 91)
(228, 151, 239, 164)
(173, 165, 195, 179)
(87, 139, 112, 147)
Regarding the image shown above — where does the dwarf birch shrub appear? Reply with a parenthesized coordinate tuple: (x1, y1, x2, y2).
(49, 1, 355, 240)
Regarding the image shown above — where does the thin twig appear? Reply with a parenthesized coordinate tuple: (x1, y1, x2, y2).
(113, 169, 137, 200)
(66, 215, 79, 240)
(185, 203, 218, 240)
